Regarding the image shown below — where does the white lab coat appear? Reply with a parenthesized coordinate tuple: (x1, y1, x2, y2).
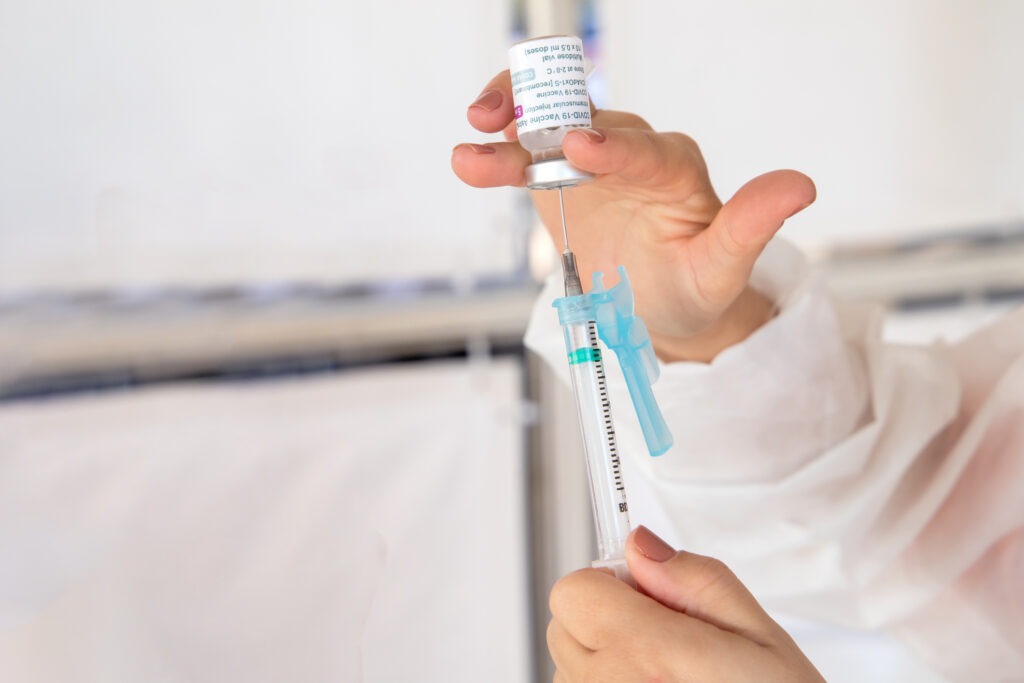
(525, 239, 1024, 682)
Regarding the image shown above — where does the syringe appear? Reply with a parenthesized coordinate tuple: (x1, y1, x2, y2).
(557, 188, 631, 574)
(507, 33, 670, 582)
(553, 188, 672, 582)
(558, 188, 583, 297)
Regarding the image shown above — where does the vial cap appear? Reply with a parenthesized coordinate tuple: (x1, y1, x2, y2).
(525, 159, 594, 190)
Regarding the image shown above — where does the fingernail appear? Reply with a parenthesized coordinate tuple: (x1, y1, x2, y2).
(633, 525, 675, 562)
(469, 89, 503, 112)
(572, 127, 606, 143)
(465, 143, 495, 155)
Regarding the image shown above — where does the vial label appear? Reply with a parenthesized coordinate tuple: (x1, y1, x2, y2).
(508, 36, 591, 137)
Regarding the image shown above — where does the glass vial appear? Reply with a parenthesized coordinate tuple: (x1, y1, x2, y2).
(508, 35, 594, 189)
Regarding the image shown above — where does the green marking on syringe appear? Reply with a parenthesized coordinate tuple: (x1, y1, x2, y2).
(568, 347, 602, 365)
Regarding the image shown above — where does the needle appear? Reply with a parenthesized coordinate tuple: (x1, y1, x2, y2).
(559, 186, 570, 250)
(558, 186, 583, 296)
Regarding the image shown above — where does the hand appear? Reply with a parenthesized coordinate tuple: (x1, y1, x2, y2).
(451, 72, 816, 362)
(546, 526, 825, 682)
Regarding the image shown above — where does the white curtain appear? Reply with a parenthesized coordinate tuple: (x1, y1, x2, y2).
(0, 358, 530, 682)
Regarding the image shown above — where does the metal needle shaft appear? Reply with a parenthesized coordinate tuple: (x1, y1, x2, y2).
(558, 186, 570, 251)
(558, 186, 583, 296)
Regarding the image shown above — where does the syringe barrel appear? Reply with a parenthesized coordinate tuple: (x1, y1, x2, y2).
(562, 318, 632, 562)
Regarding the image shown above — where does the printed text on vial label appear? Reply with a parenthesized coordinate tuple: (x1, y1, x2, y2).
(511, 41, 589, 132)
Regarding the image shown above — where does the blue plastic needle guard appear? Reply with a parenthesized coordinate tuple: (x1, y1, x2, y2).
(553, 266, 674, 457)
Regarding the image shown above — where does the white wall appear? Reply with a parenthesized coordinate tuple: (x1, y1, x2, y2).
(0, 1, 517, 291)
(601, 0, 1024, 248)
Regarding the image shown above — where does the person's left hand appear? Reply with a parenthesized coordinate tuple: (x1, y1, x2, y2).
(547, 526, 825, 682)
(452, 74, 815, 362)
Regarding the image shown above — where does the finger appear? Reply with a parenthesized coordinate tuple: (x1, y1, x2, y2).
(472, 67, 627, 140)
(546, 619, 592, 680)
(500, 107, 648, 145)
(591, 108, 654, 131)
(688, 170, 816, 303)
(551, 108, 653, 153)
(450, 141, 531, 188)
(553, 564, 768, 683)
(561, 127, 715, 198)
(467, 70, 515, 134)
(502, 118, 518, 142)
(549, 568, 662, 651)
(625, 526, 779, 646)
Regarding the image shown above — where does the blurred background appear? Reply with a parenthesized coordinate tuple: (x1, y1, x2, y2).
(0, 1, 1021, 681)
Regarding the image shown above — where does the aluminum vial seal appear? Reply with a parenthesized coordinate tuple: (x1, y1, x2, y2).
(508, 35, 594, 190)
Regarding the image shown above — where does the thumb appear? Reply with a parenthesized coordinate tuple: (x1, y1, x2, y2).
(625, 526, 778, 644)
(687, 170, 816, 305)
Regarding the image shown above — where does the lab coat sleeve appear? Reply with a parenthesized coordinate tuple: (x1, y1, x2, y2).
(524, 238, 1024, 682)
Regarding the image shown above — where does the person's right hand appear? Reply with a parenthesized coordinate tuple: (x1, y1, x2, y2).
(547, 526, 826, 682)
(451, 72, 816, 362)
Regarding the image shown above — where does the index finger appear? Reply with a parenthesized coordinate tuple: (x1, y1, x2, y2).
(467, 69, 600, 137)
(467, 70, 515, 134)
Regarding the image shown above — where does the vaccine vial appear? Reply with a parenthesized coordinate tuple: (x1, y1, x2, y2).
(508, 35, 593, 190)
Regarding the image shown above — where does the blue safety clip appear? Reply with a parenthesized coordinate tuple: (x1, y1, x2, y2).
(553, 266, 674, 457)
